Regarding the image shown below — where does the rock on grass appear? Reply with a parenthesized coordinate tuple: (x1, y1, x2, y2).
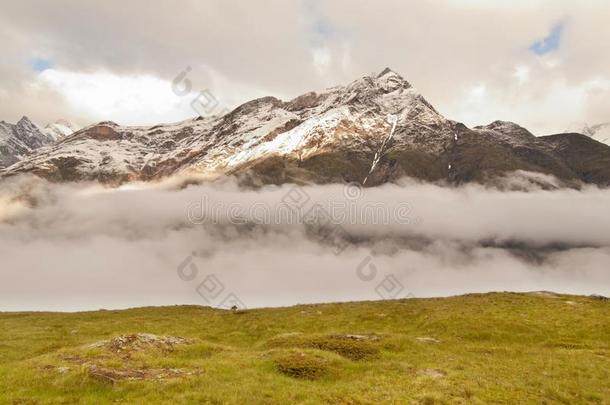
(87, 333, 193, 357)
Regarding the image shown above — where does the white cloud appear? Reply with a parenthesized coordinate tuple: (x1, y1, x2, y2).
(513, 65, 530, 84)
(0, 0, 609, 133)
(38, 69, 194, 125)
(312, 47, 332, 74)
(445, 71, 610, 134)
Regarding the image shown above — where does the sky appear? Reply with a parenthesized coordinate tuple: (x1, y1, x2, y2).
(0, 0, 609, 135)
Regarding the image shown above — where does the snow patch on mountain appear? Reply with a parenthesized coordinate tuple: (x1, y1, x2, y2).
(364, 114, 398, 184)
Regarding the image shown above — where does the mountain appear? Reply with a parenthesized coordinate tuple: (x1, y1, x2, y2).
(0, 117, 78, 168)
(567, 123, 610, 146)
(44, 119, 79, 141)
(0, 116, 54, 168)
(2, 69, 610, 188)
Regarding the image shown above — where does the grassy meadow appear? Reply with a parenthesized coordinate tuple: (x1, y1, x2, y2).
(0, 292, 608, 404)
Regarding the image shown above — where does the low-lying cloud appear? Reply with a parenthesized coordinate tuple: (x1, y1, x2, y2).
(1, 175, 609, 311)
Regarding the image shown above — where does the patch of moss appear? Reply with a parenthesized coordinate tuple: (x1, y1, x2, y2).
(272, 349, 336, 380)
(266, 333, 380, 360)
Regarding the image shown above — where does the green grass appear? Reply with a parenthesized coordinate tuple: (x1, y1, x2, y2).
(0, 292, 608, 404)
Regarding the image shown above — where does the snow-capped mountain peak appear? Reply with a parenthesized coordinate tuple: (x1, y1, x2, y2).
(13, 116, 53, 148)
(375, 67, 411, 90)
(377, 67, 400, 78)
(44, 119, 78, 140)
(15, 116, 40, 134)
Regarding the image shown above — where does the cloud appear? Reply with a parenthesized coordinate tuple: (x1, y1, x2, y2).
(38, 69, 193, 125)
(1, 175, 609, 311)
(0, 1, 608, 134)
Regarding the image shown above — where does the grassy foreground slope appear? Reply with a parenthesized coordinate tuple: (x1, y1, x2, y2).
(0, 292, 608, 404)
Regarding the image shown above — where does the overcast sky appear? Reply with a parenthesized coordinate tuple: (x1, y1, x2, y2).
(1, 0, 608, 134)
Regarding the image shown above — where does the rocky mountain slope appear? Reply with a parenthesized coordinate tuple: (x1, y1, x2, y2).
(2, 69, 610, 188)
(0, 117, 77, 168)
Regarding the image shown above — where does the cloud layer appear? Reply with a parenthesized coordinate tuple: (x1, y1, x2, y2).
(1, 175, 609, 311)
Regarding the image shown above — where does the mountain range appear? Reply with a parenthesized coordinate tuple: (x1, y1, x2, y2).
(0, 117, 77, 168)
(2, 68, 610, 189)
